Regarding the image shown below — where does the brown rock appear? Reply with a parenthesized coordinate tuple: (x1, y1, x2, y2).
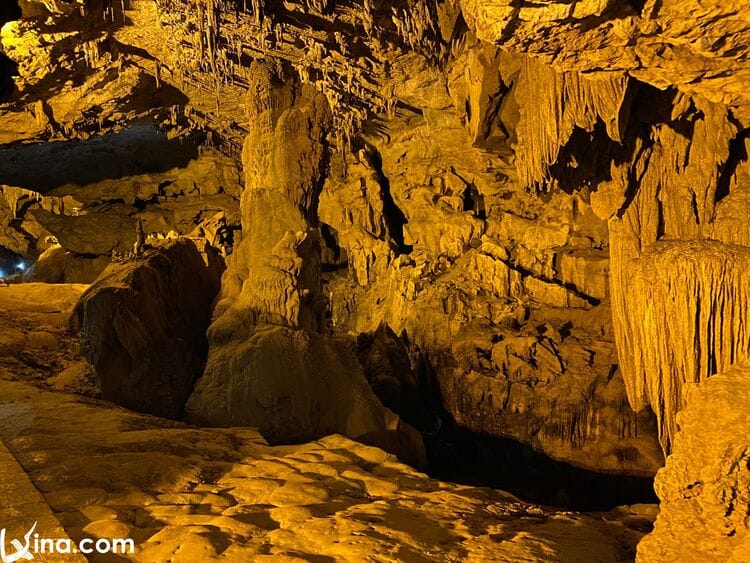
(71, 239, 223, 419)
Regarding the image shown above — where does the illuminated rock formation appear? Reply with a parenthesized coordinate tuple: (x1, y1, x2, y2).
(185, 62, 425, 465)
(1, 0, 750, 557)
(616, 241, 750, 451)
(637, 359, 750, 562)
(72, 239, 223, 419)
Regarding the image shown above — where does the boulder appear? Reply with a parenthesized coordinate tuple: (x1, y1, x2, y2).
(70, 239, 223, 419)
(24, 245, 109, 284)
(31, 207, 136, 256)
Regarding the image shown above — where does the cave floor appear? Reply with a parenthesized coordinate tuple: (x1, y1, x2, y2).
(0, 284, 652, 562)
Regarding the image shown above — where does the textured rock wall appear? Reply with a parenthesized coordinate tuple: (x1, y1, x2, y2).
(5, 0, 750, 482)
(637, 359, 750, 561)
(460, 1, 750, 454)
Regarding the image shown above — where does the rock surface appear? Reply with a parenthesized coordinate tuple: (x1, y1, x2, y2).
(637, 360, 750, 562)
(617, 240, 750, 451)
(0, 378, 651, 562)
(71, 240, 223, 419)
(2, 0, 750, 558)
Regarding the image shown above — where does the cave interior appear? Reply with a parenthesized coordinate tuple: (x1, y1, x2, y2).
(0, 0, 748, 561)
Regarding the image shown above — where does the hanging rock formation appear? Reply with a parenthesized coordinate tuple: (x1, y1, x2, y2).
(616, 241, 750, 451)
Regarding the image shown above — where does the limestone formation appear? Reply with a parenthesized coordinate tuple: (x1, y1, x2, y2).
(637, 360, 750, 562)
(0, 0, 749, 559)
(617, 241, 750, 451)
(71, 240, 223, 419)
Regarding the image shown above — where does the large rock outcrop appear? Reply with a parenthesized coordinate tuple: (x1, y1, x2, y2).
(71, 239, 223, 419)
(185, 62, 425, 465)
(637, 359, 750, 562)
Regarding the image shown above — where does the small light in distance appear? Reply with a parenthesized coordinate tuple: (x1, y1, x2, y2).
(16, 261, 25, 270)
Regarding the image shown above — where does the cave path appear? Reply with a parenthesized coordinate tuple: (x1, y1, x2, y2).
(0, 284, 648, 562)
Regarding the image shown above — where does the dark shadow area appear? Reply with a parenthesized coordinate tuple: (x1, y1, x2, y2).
(0, 125, 202, 192)
(0, 53, 18, 101)
(0, 246, 22, 279)
(715, 122, 750, 203)
(0, 0, 21, 24)
(0, 0, 21, 101)
(365, 147, 412, 255)
(548, 120, 623, 193)
(423, 416, 657, 512)
(625, 0, 648, 14)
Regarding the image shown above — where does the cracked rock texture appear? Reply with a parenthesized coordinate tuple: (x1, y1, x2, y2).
(637, 359, 750, 562)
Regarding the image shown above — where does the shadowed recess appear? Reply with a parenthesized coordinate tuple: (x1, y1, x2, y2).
(0, 125, 202, 192)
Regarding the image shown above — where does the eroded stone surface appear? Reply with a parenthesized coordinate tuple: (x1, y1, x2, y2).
(71, 239, 223, 419)
(637, 360, 750, 562)
(0, 378, 649, 562)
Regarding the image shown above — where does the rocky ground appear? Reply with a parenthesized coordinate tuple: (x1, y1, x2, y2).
(1, 0, 749, 560)
(0, 283, 652, 562)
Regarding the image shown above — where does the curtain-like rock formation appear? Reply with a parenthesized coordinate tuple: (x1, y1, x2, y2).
(616, 241, 750, 451)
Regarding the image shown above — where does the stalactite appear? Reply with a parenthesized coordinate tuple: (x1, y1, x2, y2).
(1, 186, 65, 218)
(512, 56, 630, 192)
(618, 239, 750, 452)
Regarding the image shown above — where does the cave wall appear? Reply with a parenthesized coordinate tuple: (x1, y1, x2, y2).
(455, 0, 750, 455)
(637, 359, 750, 561)
(2, 0, 749, 484)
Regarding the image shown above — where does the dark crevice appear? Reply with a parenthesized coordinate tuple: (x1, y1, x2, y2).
(548, 120, 625, 194)
(365, 146, 412, 255)
(0, 0, 21, 102)
(714, 125, 750, 204)
(0, 0, 21, 25)
(509, 258, 601, 307)
(624, 0, 648, 15)
(425, 418, 658, 511)
(0, 54, 17, 101)
(461, 184, 486, 220)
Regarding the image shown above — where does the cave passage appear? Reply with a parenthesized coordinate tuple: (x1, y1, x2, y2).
(423, 420, 657, 512)
(0, 124, 202, 192)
